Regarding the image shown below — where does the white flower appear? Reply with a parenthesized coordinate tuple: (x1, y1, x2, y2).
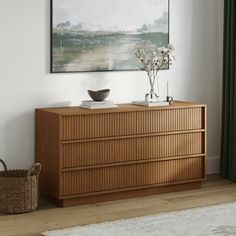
(163, 57, 169, 64)
(135, 44, 175, 75)
(158, 47, 166, 54)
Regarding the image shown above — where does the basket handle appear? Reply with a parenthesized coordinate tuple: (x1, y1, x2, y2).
(0, 159, 7, 173)
(27, 163, 41, 179)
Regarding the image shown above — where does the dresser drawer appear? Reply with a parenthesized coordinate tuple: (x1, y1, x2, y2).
(137, 107, 204, 134)
(61, 165, 137, 196)
(137, 132, 204, 160)
(62, 112, 136, 140)
(62, 138, 136, 168)
(137, 156, 204, 186)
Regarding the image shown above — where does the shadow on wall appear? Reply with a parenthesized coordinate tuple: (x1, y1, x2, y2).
(45, 101, 72, 108)
(4, 111, 35, 169)
(45, 0, 50, 74)
(191, 0, 222, 158)
(4, 100, 73, 169)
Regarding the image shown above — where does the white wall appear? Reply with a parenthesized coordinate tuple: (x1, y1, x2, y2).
(0, 0, 223, 174)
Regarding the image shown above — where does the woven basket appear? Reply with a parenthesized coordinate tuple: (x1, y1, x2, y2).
(0, 159, 41, 214)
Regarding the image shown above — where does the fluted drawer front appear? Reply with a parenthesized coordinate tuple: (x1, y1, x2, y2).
(137, 132, 203, 160)
(137, 108, 203, 134)
(137, 157, 204, 186)
(62, 138, 136, 168)
(62, 112, 136, 140)
(61, 165, 137, 196)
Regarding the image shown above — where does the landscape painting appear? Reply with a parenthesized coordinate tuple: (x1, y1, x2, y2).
(51, 0, 169, 73)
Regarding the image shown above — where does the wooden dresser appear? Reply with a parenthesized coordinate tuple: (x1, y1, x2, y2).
(35, 101, 206, 207)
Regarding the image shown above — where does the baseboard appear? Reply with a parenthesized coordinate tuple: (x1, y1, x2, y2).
(207, 156, 220, 174)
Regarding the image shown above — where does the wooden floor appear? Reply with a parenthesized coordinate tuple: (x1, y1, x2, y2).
(1, 175, 236, 236)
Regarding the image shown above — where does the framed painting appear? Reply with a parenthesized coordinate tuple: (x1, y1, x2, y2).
(51, 0, 169, 73)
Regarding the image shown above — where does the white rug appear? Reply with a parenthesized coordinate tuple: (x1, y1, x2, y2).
(42, 202, 236, 236)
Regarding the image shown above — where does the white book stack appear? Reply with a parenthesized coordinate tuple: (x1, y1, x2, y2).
(80, 100, 118, 109)
(132, 100, 169, 107)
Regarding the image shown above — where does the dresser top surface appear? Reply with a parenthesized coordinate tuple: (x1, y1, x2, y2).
(36, 101, 206, 116)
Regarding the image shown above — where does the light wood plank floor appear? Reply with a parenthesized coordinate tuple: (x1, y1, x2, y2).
(1, 175, 236, 236)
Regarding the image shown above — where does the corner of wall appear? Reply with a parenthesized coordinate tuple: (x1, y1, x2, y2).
(207, 156, 220, 175)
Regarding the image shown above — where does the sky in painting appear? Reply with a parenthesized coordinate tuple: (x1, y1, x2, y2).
(53, 0, 168, 31)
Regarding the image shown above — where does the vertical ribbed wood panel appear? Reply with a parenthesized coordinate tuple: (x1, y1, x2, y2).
(62, 138, 136, 168)
(137, 132, 203, 160)
(62, 112, 136, 140)
(37, 103, 206, 206)
(137, 108, 203, 134)
(137, 157, 203, 186)
(62, 165, 137, 196)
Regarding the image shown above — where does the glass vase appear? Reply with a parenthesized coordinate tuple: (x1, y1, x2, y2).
(145, 76, 159, 103)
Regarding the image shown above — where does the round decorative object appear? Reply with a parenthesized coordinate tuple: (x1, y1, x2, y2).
(88, 89, 110, 101)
